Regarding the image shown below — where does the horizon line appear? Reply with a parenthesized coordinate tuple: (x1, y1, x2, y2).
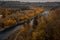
(0, 0, 58, 2)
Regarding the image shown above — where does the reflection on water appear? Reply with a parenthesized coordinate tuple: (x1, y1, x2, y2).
(0, 25, 23, 40)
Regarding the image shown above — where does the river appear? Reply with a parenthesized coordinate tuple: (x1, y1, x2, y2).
(0, 8, 50, 40)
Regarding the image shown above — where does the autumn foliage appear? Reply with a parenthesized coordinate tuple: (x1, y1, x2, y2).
(1, 6, 60, 40)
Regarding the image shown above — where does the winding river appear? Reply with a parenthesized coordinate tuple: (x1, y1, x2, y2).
(0, 8, 51, 40)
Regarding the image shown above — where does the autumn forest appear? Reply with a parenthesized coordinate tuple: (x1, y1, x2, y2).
(0, 1, 60, 40)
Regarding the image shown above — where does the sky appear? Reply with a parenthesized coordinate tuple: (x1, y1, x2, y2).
(0, 0, 60, 2)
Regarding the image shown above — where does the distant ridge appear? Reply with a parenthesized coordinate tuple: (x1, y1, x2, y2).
(0, 1, 21, 8)
(0, 1, 60, 8)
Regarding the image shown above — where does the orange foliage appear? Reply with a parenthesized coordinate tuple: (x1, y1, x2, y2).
(35, 7, 44, 14)
(3, 19, 16, 26)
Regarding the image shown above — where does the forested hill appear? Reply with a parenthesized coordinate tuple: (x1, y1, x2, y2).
(0, 1, 60, 8)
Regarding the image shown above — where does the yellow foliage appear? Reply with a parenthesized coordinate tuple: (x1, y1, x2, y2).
(35, 8, 44, 14)
(24, 15, 29, 19)
(28, 12, 34, 17)
(3, 19, 16, 26)
(17, 16, 25, 21)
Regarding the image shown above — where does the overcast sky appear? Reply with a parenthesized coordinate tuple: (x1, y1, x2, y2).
(0, 0, 60, 2)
